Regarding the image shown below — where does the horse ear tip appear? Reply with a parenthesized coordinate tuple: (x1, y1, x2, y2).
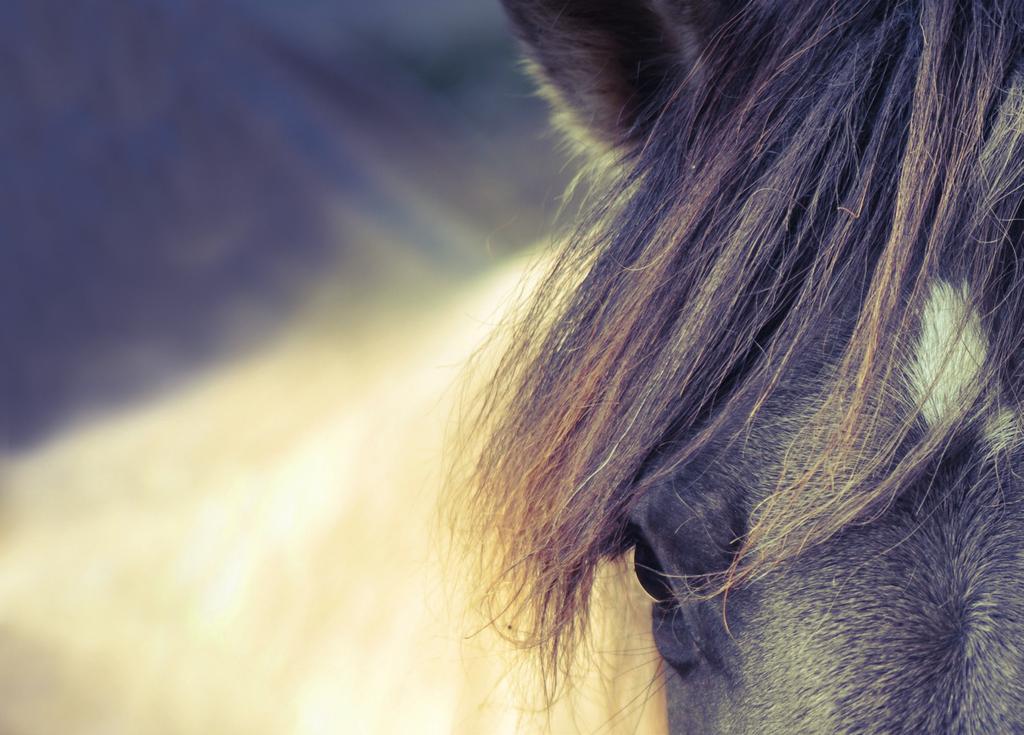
(501, 1, 721, 157)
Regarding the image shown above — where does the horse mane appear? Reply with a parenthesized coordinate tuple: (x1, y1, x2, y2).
(447, 0, 1024, 690)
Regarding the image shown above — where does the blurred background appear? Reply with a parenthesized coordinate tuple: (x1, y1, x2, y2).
(0, 2, 592, 733)
(5, 0, 575, 451)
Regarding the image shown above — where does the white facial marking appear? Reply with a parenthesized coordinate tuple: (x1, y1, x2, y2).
(910, 281, 987, 426)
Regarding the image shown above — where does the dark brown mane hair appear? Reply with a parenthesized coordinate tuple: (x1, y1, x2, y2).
(447, 0, 1024, 689)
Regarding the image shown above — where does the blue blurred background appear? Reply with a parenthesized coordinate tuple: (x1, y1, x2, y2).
(4, 0, 572, 450)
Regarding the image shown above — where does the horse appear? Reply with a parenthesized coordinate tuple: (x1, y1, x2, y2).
(449, 1, 1024, 732)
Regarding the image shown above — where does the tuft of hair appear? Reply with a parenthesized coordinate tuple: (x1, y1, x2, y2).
(446, 0, 1024, 697)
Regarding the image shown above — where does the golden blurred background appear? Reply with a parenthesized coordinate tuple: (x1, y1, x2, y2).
(0, 2, 666, 733)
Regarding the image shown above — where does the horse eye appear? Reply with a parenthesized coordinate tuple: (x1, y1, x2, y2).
(633, 538, 675, 604)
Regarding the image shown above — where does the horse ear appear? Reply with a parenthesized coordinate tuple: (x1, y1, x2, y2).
(502, 0, 738, 155)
